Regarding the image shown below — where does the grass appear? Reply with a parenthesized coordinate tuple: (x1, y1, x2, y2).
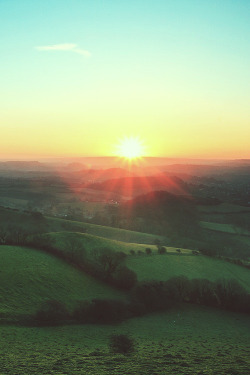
(197, 203, 250, 214)
(0, 245, 125, 319)
(201, 221, 250, 235)
(126, 253, 250, 291)
(47, 231, 164, 256)
(47, 231, 250, 292)
(47, 216, 167, 244)
(0, 305, 249, 374)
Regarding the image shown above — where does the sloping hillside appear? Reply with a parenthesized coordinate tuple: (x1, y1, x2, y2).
(127, 253, 250, 291)
(0, 245, 124, 319)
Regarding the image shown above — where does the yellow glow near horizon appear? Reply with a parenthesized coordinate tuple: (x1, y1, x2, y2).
(116, 136, 145, 160)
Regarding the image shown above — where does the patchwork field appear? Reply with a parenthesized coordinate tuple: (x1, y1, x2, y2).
(0, 306, 249, 374)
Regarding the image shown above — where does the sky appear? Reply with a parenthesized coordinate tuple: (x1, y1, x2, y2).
(1, 0, 250, 159)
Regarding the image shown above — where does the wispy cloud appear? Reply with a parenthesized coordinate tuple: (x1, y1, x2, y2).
(35, 43, 91, 57)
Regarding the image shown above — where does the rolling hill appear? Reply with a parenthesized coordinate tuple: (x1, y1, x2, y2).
(0, 245, 124, 320)
(88, 174, 188, 197)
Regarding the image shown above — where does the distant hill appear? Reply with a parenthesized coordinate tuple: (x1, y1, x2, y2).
(0, 161, 52, 171)
(118, 190, 199, 237)
(88, 174, 188, 197)
(163, 163, 250, 178)
(77, 167, 135, 182)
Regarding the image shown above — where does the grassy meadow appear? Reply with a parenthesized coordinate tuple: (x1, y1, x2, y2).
(47, 216, 167, 244)
(0, 245, 124, 320)
(127, 252, 250, 291)
(0, 205, 250, 374)
(0, 306, 249, 374)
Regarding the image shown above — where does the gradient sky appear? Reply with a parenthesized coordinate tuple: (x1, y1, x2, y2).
(1, 0, 250, 159)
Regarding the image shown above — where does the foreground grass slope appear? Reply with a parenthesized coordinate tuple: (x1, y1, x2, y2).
(0, 305, 249, 374)
(0, 245, 124, 319)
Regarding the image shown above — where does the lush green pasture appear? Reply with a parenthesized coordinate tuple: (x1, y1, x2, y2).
(201, 221, 250, 235)
(47, 216, 167, 244)
(0, 245, 124, 319)
(127, 253, 250, 291)
(0, 306, 249, 374)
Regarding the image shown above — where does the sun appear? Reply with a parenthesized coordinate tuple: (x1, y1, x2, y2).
(116, 136, 145, 160)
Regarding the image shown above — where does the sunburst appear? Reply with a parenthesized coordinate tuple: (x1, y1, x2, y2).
(116, 136, 145, 160)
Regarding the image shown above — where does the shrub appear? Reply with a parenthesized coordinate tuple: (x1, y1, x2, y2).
(145, 247, 152, 255)
(158, 246, 167, 254)
(130, 250, 135, 255)
(109, 334, 135, 354)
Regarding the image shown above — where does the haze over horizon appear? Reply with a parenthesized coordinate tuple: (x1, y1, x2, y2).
(1, 0, 250, 159)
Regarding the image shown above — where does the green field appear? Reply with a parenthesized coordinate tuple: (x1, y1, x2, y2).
(46, 231, 250, 292)
(48, 231, 162, 256)
(0, 245, 124, 319)
(0, 204, 250, 374)
(0, 305, 249, 374)
(47, 216, 167, 244)
(201, 221, 250, 235)
(126, 253, 250, 291)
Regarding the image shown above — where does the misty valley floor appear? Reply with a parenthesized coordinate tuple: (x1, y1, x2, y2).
(0, 306, 249, 375)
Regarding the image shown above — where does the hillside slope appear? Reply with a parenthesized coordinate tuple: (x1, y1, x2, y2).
(0, 245, 124, 320)
(127, 253, 250, 291)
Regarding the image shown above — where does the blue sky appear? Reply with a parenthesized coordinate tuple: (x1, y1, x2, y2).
(1, 0, 250, 158)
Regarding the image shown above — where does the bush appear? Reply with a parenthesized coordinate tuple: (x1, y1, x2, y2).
(158, 246, 167, 254)
(130, 250, 135, 255)
(145, 247, 152, 255)
(109, 334, 135, 354)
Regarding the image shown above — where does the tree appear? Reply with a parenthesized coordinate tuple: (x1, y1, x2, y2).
(93, 247, 125, 280)
(64, 236, 86, 262)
